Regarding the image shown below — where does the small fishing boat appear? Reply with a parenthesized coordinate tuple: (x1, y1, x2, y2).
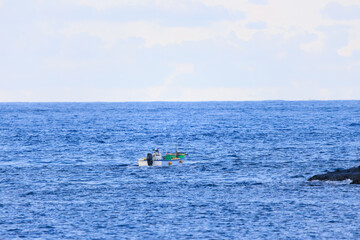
(138, 147, 188, 166)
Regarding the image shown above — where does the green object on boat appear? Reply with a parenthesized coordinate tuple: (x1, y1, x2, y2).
(163, 153, 187, 160)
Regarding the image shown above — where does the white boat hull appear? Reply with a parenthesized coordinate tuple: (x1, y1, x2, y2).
(138, 158, 183, 166)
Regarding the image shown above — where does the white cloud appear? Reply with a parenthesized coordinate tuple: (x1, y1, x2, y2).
(44, 58, 95, 70)
(63, 0, 151, 10)
(198, 0, 360, 55)
(148, 63, 194, 100)
(300, 31, 326, 54)
(63, 0, 209, 11)
(0, 0, 3, 7)
(2, 0, 360, 102)
(57, 0, 360, 56)
(337, 25, 360, 56)
(322, 2, 360, 20)
(60, 20, 257, 48)
(198, 0, 327, 28)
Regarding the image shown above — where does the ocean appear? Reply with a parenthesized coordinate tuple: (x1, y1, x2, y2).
(1, 101, 360, 239)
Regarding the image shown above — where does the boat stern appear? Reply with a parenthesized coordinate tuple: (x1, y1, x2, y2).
(138, 158, 149, 166)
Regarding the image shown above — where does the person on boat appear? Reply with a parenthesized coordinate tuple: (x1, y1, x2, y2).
(152, 148, 162, 160)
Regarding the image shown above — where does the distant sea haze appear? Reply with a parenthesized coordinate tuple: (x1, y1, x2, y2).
(1, 101, 360, 239)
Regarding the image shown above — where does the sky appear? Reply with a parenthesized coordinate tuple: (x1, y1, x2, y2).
(0, 0, 360, 101)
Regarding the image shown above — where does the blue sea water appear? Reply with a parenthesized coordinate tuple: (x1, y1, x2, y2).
(1, 101, 360, 239)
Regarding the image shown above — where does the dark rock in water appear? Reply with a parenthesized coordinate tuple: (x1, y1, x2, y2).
(352, 178, 360, 184)
(308, 166, 360, 184)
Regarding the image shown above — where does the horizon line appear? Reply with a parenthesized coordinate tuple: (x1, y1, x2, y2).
(0, 99, 359, 103)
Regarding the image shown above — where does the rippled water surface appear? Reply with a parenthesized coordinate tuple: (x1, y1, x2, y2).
(1, 101, 360, 239)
